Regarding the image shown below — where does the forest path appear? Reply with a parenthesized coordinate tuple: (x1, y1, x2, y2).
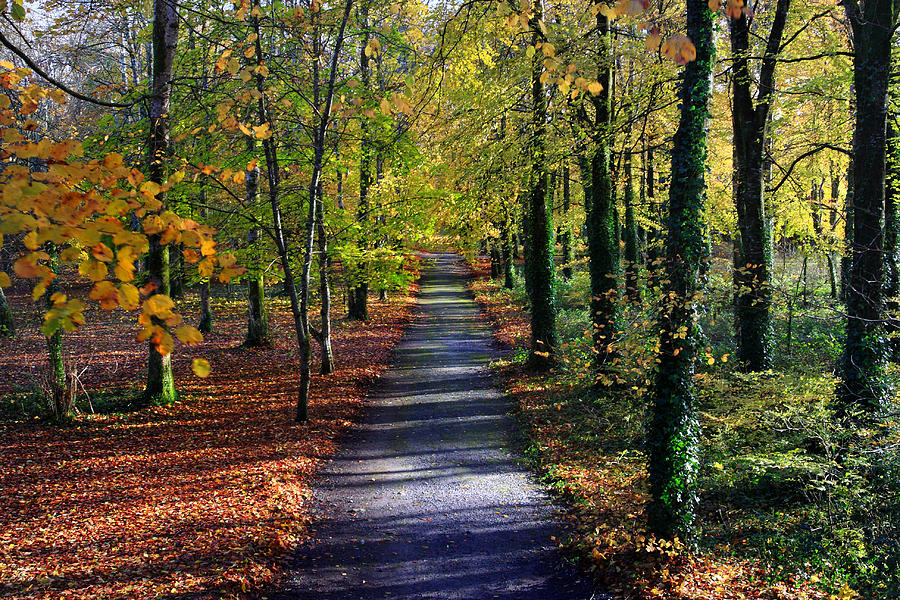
(275, 252, 599, 600)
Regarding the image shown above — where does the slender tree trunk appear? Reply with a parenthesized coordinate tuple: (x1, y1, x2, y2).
(623, 147, 639, 302)
(143, 0, 179, 404)
(198, 278, 212, 333)
(0, 286, 13, 337)
(524, 0, 557, 369)
(841, 108, 856, 301)
(316, 180, 335, 374)
(827, 169, 840, 299)
(45, 247, 71, 418)
(561, 165, 574, 280)
(646, 137, 662, 290)
(729, 0, 791, 372)
(245, 146, 269, 346)
(501, 218, 515, 289)
(647, 0, 714, 543)
(349, 5, 371, 321)
(838, 0, 899, 414)
(245, 237, 269, 345)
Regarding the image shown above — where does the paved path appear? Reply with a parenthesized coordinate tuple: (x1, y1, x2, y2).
(276, 253, 599, 600)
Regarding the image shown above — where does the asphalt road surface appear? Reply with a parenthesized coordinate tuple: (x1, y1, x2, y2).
(275, 253, 602, 600)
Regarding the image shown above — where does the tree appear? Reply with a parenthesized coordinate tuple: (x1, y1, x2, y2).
(144, 0, 180, 404)
(729, 0, 792, 372)
(837, 0, 900, 414)
(523, 0, 558, 369)
(580, 9, 620, 380)
(646, 0, 714, 542)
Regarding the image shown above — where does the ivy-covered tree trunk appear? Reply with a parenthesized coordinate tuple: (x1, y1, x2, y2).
(490, 243, 502, 279)
(523, 0, 557, 369)
(647, 0, 714, 543)
(885, 63, 899, 360)
(144, 0, 179, 404)
(623, 147, 639, 302)
(729, 0, 791, 372)
(44, 247, 72, 419)
(584, 11, 620, 380)
(0, 286, 13, 337)
(501, 217, 515, 290)
(560, 165, 574, 280)
(838, 0, 900, 414)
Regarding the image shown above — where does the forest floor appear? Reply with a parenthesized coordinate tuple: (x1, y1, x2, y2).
(469, 258, 838, 600)
(267, 252, 597, 600)
(0, 275, 416, 599)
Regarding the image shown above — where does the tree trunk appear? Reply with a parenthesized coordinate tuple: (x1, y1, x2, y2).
(245, 149, 269, 346)
(45, 248, 72, 419)
(490, 243, 502, 279)
(0, 286, 13, 337)
(349, 5, 371, 322)
(198, 278, 212, 333)
(729, 0, 791, 372)
(561, 165, 574, 280)
(884, 63, 899, 359)
(583, 11, 619, 380)
(646, 137, 663, 290)
(827, 169, 840, 299)
(316, 180, 335, 374)
(523, 0, 557, 370)
(623, 147, 639, 302)
(838, 0, 899, 414)
(143, 0, 179, 404)
(501, 219, 515, 289)
(647, 0, 714, 544)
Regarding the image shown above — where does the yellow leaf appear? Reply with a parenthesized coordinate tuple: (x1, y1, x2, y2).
(192, 358, 211, 378)
(89, 281, 119, 310)
(253, 123, 272, 140)
(143, 214, 164, 235)
(91, 243, 114, 262)
(145, 294, 175, 318)
(153, 329, 175, 356)
(175, 325, 203, 345)
(78, 259, 108, 282)
(200, 239, 217, 257)
(0, 271, 10, 287)
(198, 258, 215, 278)
(588, 81, 603, 96)
(118, 283, 140, 310)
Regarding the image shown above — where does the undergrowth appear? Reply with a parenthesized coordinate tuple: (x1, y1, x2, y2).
(473, 256, 900, 600)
